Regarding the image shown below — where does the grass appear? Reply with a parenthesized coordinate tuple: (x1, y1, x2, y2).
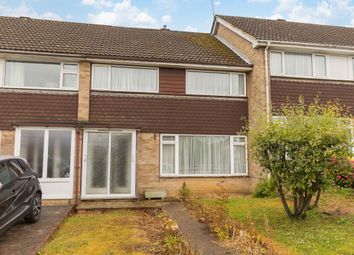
(39, 210, 154, 255)
(201, 189, 354, 255)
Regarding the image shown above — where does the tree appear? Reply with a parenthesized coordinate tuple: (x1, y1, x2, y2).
(249, 98, 352, 220)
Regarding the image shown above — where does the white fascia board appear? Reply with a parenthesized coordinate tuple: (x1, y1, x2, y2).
(0, 49, 252, 72)
(214, 16, 259, 48)
(267, 42, 354, 55)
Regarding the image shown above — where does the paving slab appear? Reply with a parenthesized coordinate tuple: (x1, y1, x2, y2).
(0, 205, 73, 255)
(164, 202, 235, 255)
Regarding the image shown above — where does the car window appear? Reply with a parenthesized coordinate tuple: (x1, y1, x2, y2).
(0, 161, 12, 186)
(16, 159, 28, 172)
(9, 160, 25, 177)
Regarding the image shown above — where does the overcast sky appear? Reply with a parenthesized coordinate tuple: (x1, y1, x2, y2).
(0, 0, 354, 32)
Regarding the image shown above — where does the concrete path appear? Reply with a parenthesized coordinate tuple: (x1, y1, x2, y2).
(164, 202, 235, 255)
(0, 205, 73, 255)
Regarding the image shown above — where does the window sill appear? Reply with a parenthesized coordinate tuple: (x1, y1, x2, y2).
(270, 75, 354, 83)
(0, 86, 78, 92)
(160, 174, 249, 178)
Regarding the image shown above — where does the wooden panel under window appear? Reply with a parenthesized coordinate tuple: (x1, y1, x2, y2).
(271, 77, 354, 114)
(0, 91, 78, 129)
(89, 93, 247, 135)
(159, 68, 185, 95)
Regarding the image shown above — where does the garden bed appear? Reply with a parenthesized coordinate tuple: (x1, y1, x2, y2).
(195, 189, 354, 255)
(39, 209, 193, 255)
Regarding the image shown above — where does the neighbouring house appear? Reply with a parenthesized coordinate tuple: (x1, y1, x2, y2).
(0, 16, 259, 202)
(212, 15, 354, 119)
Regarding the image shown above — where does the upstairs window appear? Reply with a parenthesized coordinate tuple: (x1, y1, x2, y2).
(284, 53, 312, 77)
(92, 64, 158, 93)
(3, 61, 78, 89)
(186, 70, 246, 97)
(313, 55, 326, 77)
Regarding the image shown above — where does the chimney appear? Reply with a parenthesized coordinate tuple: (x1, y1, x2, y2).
(161, 24, 169, 31)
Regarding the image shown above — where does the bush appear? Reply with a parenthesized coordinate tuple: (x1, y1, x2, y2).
(335, 172, 354, 189)
(253, 177, 277, 198)
(249, 98, 353, 219)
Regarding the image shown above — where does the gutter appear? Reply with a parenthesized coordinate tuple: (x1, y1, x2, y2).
(264, 42, 271, 120)
(0, 49, 253, 72)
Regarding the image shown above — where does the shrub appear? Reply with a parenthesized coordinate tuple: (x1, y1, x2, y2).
(179, 182, 191, 202)
(253, 177, 277, 198)
(335, 172, 354, 189)
(249, 98, 353, 220)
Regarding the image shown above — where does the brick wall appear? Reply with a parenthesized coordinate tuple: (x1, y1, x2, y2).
(78, 61, 91, 122)
(215, 23, 268, 181)
(136, 132, 258, 197)
(0, 130, 15, 155)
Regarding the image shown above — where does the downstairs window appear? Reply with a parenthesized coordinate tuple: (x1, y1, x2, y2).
(15, 128, 74, 179)
(161, 135, 247, 176)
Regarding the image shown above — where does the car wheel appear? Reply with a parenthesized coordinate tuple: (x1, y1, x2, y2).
(24, 193, 42, 223)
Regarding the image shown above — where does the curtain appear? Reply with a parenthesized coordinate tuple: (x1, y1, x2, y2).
(234, 144, 247, 174)
(93, 65, 109, 89)
(314, 55, 326, 77)
(179, 136, 230, 175)
(20, 130, 44, 178)
(47, 130, 71, 178)
(111, 66, 157, 92)
(285, 53, 312, 76)
(327, 55, 349, 79)
(162, 144, 175, 174)
(187, 71, 230, 96)
(62, 73, 77, 88)
(231, 74, 245, 96)
(5, 61, 24, 87)
(270, 52, 283, 75)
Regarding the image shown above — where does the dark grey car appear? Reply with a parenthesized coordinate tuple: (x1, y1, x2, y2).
(0, 156, 42, 234)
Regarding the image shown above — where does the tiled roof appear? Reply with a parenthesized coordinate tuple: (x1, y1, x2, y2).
(0, 16, 249, 67)
(218, 15, 354, 48)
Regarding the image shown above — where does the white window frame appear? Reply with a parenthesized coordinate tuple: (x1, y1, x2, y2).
(91, 64, 159, 93)
(270, 51, 354, 81)
(81, 129, 137, 199)
(2, 60, 79, 90)
(14, 127, 76, 183)
(313, 54, 327, 78)
(186, 70, 247, 97)
(160, 134, 248, 177)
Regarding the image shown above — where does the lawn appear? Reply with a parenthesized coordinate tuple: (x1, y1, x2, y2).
(39, 210, 166, 255)
(201, 189, 354, 255)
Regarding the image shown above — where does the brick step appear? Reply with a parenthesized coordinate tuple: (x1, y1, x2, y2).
(76, 200, 167, 211)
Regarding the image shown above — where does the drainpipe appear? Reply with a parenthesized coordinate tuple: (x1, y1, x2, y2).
(74, 127, 82, 208)
(264, 41, 271, 121)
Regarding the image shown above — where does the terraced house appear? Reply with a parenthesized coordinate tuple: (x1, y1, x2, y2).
(0, 16, 255, 202)
(213, 15, 354, 118)
(1, 15, 354, 203)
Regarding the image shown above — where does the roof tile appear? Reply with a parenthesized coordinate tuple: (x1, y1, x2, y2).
(0, 16, 249, 66)
(218, 15, 354, 48)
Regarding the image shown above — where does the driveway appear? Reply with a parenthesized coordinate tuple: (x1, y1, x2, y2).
(0, 205, 73, 255)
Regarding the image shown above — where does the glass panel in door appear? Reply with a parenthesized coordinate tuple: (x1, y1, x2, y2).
(85, 132, 109, 195)
(110, 133, 132, 194)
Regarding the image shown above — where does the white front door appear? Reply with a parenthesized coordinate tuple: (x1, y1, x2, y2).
(82, 130, 136, 199)
(14, 127, 75, 199)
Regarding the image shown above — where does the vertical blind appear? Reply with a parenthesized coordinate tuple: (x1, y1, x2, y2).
(187, 71, 246, 96)
(270, 52, 283, 75)
(161, 135, 247, 175)
(314, 55, 326, 77)
(92, 65, 158, 92)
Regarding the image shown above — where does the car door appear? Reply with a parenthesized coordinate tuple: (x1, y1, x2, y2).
(0, 160, 18, 229)
(7, 160, 31, 216)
